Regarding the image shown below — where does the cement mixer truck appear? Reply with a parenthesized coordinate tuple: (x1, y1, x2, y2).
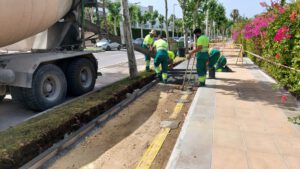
(0, 0, 154, 111)
(0, 0, 119, 111)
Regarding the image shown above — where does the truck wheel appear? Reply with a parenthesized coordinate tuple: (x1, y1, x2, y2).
(0, 85, 6, 102)
(22, 64, 67, 111)
(0, 95, 4, 102)
(10, 87, 27, 107)
(67, 58, 96, 96)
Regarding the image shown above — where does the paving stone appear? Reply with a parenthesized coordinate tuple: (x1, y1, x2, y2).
(166, 56, 300, 169)
(160, 120, 180, 129)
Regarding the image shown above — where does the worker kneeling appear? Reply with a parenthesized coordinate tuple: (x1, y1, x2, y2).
(215, 55, 228, 72)
(208, 48, 230, 76)
(208, 48, 221, 79)
(152, 33, 169, 84)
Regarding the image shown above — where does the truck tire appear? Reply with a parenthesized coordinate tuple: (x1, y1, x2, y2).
(10, 87, 27, 107)
(0, 95, 4, 102)
(67, 58, 96, 96)
(0, 85, 6, 102)
(22, 64, 67, 111)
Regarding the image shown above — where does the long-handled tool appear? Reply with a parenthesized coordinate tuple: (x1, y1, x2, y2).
(181, 56, 196, 90)
(180, 58, 191, 90)
(186, 57, 196, 88)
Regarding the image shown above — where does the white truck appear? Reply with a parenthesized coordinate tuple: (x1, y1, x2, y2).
(0, 0, 100, 111)
(0, 0, 153, 111)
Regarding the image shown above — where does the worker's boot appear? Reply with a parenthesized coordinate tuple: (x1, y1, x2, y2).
(155, 73, 161, 79)
(208, 68, 216, 79)
(146, 66, 150, 72)
(199, 82, 206, 87)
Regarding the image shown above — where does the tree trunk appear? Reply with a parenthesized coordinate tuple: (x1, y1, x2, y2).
(193, 1, 199, 30)
(164, 0, 169, 41)
(121, 0, 138, 78)
(113, 18, 117, 36)
(205, 9, 209, 35)
(140, 23, 144, 38)
(182, 8, 189, 52)
(192, 1, 200, 50)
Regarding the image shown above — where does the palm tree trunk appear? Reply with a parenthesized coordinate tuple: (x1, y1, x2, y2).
(121, 0, 138, 78)
(182, 10, 188, 52)
(164, 0, 169, 40)
(141, 24, 144, 38)
(114, 18, 117, 36)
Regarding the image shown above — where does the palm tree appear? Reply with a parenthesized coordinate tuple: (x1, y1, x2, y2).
(174, 18, 183, 36)
(168, 14, 176, 29)
(107, 1, 121, 36)
(150, 10, 159, 28)
(158, 14, 165, 34)
(144, 11, 152, 29)
(137, 9, 146, 38)
(129, 4, 139, 27)
(230, 9, 239, 23)
(165, 0, 169, 40)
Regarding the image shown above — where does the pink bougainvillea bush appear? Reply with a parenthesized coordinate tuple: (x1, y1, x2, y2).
(233, 0, 300, 94)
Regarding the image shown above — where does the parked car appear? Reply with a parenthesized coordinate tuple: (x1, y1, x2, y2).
(133, 38, 144, 46)
(96, 39, 121, 51)
(177, 37, 194, 50)
(173, 37, 180, 41)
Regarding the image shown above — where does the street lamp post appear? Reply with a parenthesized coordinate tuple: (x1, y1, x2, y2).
(172, 4, 177, 38)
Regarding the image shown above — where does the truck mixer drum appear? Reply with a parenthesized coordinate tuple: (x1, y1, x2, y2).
(0, 0, 73, 47)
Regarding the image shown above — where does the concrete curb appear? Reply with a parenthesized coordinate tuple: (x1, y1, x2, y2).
(166, 80, 216, 169)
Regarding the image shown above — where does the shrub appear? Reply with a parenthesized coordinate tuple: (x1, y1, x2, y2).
(233, 1, 300, 94)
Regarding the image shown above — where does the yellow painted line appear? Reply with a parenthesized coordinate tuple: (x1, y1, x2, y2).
(135, 94, 190, 169)
(135, 128, 170, 169)
(169, 94, 189, 119)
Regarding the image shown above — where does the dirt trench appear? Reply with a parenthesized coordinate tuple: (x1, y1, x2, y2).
(48, 84, 194, 169)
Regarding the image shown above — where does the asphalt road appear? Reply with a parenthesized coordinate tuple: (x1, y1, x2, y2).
(0, 50, 145, 131)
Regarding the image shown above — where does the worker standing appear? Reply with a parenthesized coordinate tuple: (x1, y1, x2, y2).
(152, 33, 169, 83)
(188, 28, 209, 87)
(142, 30, 157, 71)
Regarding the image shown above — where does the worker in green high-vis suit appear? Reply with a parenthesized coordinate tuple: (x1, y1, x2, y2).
(215, 55, 228, 72)
(208, 48, 221, 78)
(168, 50, 175, 68)
(208, 48, 221, 69)
(152, 33, 169, 83)
(142, 30, 156, 71)
(188, 28, 209, 87)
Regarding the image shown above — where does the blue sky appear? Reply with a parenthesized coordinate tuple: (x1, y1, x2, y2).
(128, 0, 268, 19)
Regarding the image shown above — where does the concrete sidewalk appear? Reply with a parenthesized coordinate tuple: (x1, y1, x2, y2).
(166, 57, 300, 169)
